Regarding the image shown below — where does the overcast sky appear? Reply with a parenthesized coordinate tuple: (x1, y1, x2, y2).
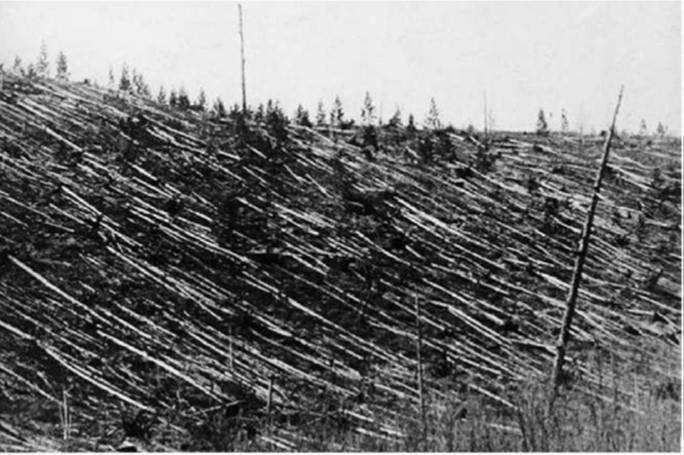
(0, 1, 680, 133)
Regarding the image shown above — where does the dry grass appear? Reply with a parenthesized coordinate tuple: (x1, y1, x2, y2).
(4, 371, 679, 452)
(266, 378, 681, 452)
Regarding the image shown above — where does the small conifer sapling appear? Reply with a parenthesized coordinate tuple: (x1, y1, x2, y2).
(56, 51, 69, 81)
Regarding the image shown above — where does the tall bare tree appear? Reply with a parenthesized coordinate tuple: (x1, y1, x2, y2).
(549, 86, 624, 407)
(238, 4, 247, 114)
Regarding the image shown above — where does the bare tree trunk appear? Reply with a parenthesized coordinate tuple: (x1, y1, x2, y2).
(266, 375, 273, 414)
(415, 296, 426, 439)
(549, 86, 624, 406)
(238, 4, 247, 114)
(483, 91, 488, 143)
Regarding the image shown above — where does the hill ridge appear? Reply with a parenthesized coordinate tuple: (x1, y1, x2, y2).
(0, 73, 680, 450)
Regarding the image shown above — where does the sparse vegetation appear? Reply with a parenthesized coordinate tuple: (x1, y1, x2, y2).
(212, 97, 227, 119)
(656, 121, 669, 138)
(361, 91, 376, 126)
(388, 108, 402, 128)
(36, 41, 49, 78)
(118, 64, 131, 91)
(536, 108, 549, 136)
(330, 95, 345, 128)
(177, 86, 191, 110)
(560, 108, 569, 133)
(425, 97, 441, 129)
(195, 88, 207, 112)
(316, 100, 326, 127)
(294, 104, 312, 127)
(12, 55, 23, 75)
(156, 86, 167, 105)
(55, 51, 69, 81)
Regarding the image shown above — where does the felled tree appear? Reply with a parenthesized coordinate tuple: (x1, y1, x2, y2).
(361, 92, 376, 126)
(425, 98, 440, 129)
(417, 136, 434, 163)
(36, 42, 49, 78)
(157, 86, 167, 105)
(330, 96, 344, 127)
(56, 51, 69, 81)
(536, 108, 549, 136)
(295, 104, 312, 127)
(315, 101, 326, 126)
(435, 130, 456, 159)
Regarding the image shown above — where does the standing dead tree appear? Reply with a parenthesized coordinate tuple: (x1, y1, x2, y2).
(238, 3, 247, 114)
(483, 91, 488, 144)
(549, 86, 624, 406)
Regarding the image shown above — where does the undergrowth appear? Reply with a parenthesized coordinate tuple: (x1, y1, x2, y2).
(276, 380, 681, 452)
(3, 372, 679, 452)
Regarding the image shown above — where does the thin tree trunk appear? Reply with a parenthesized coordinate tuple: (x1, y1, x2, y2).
(483, 91, 488, 143)
(549, 86, 624, 406)
(266, 375, 274, 414)
(238, 4, 247, 114)
(229, 326, 234, 370)
(415, 296, 426, 439)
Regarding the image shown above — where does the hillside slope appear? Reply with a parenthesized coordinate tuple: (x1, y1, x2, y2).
(0, 73, 680, 450)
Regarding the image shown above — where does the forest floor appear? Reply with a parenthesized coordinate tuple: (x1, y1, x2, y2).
(0, 73, 680, 451)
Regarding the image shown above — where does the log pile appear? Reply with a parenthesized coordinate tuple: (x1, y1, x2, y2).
(0, 73, 680, 449)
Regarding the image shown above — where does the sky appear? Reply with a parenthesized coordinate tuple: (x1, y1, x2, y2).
(0, 1, 681, 134)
